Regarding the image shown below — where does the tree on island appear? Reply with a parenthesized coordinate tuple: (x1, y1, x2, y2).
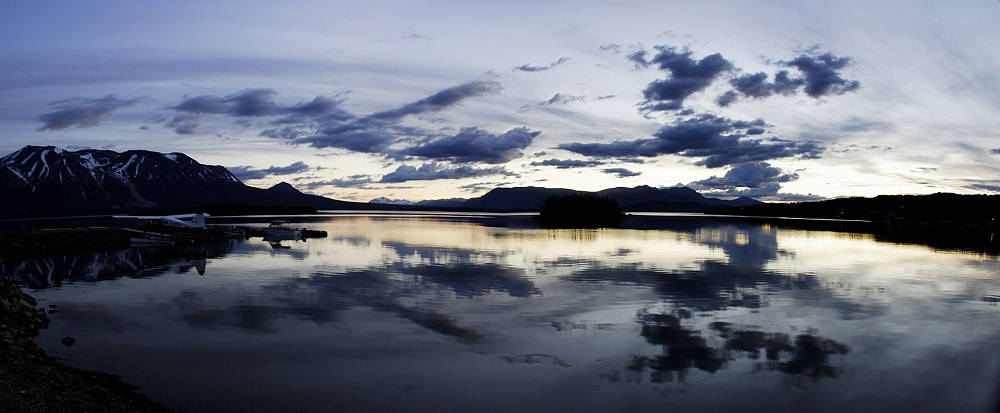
(538, 193, 624, 228)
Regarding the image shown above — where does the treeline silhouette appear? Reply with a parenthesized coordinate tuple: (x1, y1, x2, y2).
(538, 194, 624, 228)
(711, 193, 1000, 228)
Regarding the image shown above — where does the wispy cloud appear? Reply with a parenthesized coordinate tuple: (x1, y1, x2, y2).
(513, 57, 570, 72)
(38, 94, 140, 131)
(229, 161, 310, 181)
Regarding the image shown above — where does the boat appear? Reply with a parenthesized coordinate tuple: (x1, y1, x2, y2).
(261, 220, 304, 241)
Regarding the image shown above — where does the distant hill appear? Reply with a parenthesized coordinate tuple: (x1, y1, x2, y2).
(461, 185, 760, 212)
(710, 193, 1000, 228)
(369, 197, 415, 205)
(415, 198, 468, 208)
(369, 197, 467, 207)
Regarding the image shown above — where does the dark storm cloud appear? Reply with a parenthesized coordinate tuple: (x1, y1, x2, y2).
(228, 161, 310, 181)
(637, 46, 734, 112)
(530, 158, 605, 169)
(782, 52, 860, 98)
(37, 94, 140, 131)
(602, 168, 641, 177)
(558, 113, 822, 168)
(400, 127, 540, 164)
(379, 163, 510, 183)
(513, 57, 570, 72)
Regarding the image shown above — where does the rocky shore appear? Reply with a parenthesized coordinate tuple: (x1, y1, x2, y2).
(0, 274, 168, 412)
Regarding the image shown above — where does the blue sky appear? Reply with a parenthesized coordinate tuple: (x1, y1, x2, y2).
(2, 0, 999, 202)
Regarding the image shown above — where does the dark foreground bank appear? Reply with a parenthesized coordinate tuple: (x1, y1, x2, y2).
(0, 275, 168, 412)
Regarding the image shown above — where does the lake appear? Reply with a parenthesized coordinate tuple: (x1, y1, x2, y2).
(6, 214, 1000, 412)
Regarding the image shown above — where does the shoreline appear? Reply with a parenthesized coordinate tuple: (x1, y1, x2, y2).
(0, 274, 168, 412)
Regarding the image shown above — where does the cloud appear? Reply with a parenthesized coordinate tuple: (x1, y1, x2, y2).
(37, 94, 140, 131)
(782, 51, 860, 98)
(281, 81, 503, 154)
(626, 50, 650, 69)
(170, 89, 351, 134)
(689, 162, 798, 189)
(530, 158, 604, 169)
(990, 148, 1000, 155)
(379, 163, 510, 183)
(637, 46, 734, 112)
(685, 162, 824, 201)
(369, 81, 501, 121)
(513, 57, 570, 72)
(558, 113, 822, 167)
(167, 113, 200, 134)
(173, 88, 284, 116)
(538, 93, 586, 106)
(602, 168, 641, 177)
(228, 161, 310, 181)
(715, 90, 740, 107)
(458, 181, 511, 193)
(399, 126, 540, 164)
(967, 183, 1000, 193)
(598, 43, 622, 54)
(301, 174, 374, 189)
(718, 71, 804, 106)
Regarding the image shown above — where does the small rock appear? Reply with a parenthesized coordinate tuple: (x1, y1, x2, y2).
(61, 336, 76, 347)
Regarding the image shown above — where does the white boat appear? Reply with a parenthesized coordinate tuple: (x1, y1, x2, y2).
(262, 220, 303, 241)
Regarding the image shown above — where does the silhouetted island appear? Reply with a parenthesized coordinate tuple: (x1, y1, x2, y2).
(538, 194, 624, 228)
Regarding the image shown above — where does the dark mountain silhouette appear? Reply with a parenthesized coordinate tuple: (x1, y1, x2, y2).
(461, 185, 760, 212)
(462, 187, 577, 210)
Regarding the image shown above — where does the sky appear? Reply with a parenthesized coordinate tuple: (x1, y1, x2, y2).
(2, 0, 999, 202)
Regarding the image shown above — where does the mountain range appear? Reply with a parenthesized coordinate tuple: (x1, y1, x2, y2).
(0, 146, 365, 217)
(1, 145, 760, 217)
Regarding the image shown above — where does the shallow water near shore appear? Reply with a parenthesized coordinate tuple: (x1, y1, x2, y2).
(6, 214, 1000, 412)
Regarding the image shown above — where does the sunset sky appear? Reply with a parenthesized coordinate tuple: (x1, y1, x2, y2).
(2, 0, 999, 202)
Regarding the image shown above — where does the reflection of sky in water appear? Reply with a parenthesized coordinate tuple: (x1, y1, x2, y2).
(9, 215, 1000, 412)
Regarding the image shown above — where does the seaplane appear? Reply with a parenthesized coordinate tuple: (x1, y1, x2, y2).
(112, 213, 210, 229)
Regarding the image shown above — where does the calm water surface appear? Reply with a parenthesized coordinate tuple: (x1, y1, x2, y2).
(6, 214, 1000, 412)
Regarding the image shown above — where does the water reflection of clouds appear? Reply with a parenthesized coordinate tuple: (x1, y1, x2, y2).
(613, 309, 850, 384)
(19, 215, 1000, 412)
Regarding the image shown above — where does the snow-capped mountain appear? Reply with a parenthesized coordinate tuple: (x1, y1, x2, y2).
(0, 145, 356, 217)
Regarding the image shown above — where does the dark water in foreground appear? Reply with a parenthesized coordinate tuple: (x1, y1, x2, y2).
(6, 214, 1000, 412)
